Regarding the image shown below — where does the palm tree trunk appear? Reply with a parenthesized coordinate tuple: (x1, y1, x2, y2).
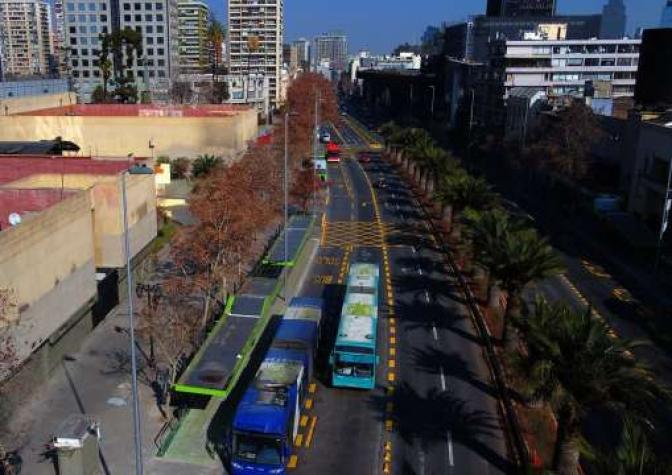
(553, 406, 581, 475)
(441, 204, 453, 232)
(502, 290, 520, 351)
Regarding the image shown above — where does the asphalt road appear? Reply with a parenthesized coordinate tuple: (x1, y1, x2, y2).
(290, 122, 511, 474)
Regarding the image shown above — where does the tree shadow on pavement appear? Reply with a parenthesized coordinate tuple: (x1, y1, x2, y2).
(410, 346, 499, 400)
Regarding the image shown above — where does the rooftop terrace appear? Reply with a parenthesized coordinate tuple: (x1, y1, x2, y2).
(16, 104, 250, 117)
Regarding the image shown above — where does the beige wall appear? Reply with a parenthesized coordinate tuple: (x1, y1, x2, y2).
(0, 191, 97, 363)
(0, 108, 258, 158)
(3, 173, 158, 268)
(0, 92, 76, 116)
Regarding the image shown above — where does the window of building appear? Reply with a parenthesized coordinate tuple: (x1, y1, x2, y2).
(134, 2, 141, 10)
(157, 48, 164, 55)
(66, 2, 75, 11)
(145, 25, 153, 33)
(78, 2, 86, 11)
(145, 14, 152, 20)
(93, 70, 100, 77)
(100, 14, 107, 21)
(81, 37, 88, 44)
(123, 3, 130, 9)
(155, 2, 162, 9)
(89, 14, 96, 21)
(83, 70, 90, 77)
(88, 2, 96, 11)
(617, 58, 632, 66)
(69, 26, 76, 33)
(157, 36, 163, 44)
(72, 59, 79, 66)
(552, 59, 566, 67)
(146, 36, 154, 44)
(78, 14, 87, 21)
(90, 25, 98, 33)
(81, 48, 89, 55)
(158, 70, 165, 77)
(82, 59, 89, 66)
(157, 59, 164, 66)
(73, 70, 80, 77)
(135, 14, 141, 21)
(79, 25, 87, 33)
(156, 13, 163, 21)
(156, 25, 163, 33)
(149, 70, 155, 77)
(135, 26, 141, 32)
(68, 14, 77, 22)
(585, 57, 599, 67)
(137, 70, 144, 78)
(145, 2, 151, 8)
(102, 26, 108, 33)
(93, 59, 99, 66)
(101, 3, 106, 10)
(567, 58, 583, 66)
(70, 37, 78, 45)
(146, 59, 154, 66)
(124, 14, 131, 21)
(147, 48, 154, 55)
(600, 58, 615, 67)
(71, 48, 78, 56)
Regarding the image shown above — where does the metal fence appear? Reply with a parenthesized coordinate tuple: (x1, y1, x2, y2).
(0, 79, 70, 99)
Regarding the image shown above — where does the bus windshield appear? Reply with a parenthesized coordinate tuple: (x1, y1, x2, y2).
(334, 360, 373, 378)
(233, 433, 283, 466)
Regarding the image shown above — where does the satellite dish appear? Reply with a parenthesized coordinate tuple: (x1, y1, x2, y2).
(8, 213, 21, 226)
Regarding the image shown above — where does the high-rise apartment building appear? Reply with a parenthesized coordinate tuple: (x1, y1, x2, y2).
(0, 0, 54, 77)
(177, 0, 208, 74)
(313, 32, 347, 71)
(227, 0, 284, 109)
(292, 37, 309, 70)
(63, 0, 179, 101)
(662, 1, 672, 28)
(600, 0, 626, 39)
(486, 0, 556, 17)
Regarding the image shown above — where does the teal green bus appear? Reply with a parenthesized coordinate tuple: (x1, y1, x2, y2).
(330, 263, 380, 390)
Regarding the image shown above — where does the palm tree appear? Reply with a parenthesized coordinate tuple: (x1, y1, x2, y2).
(435, 172, 497, 234)
(192, 154, 223, 178)
(486, 228, 563, 348)
(208, 18, 225, 77)
(519, 298, 670, 475)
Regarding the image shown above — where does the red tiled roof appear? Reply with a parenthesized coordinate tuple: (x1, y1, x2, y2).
(17, 104, 251, 117)
(0, 155, 131, 185)
(0, 188, 76, 229)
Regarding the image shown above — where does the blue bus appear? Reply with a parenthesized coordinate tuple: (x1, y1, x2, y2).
(272, 297, 323, 381)
(230, 298, 323, 474)
(330, 263, 380, 390)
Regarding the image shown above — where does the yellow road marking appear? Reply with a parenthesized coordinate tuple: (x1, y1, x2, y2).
(385, 419, 394, 431)
(300, 415, 309, 427)
(287, 455, 298, 468)
(304, 416, 318, 448)
(387, 372, 396, 382)
(304, 398, 313, 410)
(383, 462, 392, 474)
(385, 441, 392, 451)
(389, 347, 396, 357)
(389, 326, 396, 335)
(294, 434, 304, 447)
(387, 385, 395, 395)
(390, 336, 396, 345)
(386, 402, 394, 413)
(388, 359, 396, 368)
(309, 383, 317, 394)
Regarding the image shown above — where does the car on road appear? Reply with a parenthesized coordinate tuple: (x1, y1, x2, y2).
(320, 132, 331, 143)
(357, 152, 371, 163)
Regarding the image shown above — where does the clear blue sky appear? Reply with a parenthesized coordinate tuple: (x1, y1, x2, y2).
(212, 0, 663, 55)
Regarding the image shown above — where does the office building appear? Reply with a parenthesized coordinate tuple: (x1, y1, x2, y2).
(63, 0, 179, 102)
(662, 1, 672, 28)
(313, 32, 347, 71)
(227, 0, 284, 109)
(600, 0, 626, 39)
(634, 28, 672, 109)
(456, 15, 603, 61)
(292, 37, 309, 70)
(177, 0, 209, 74)
(486, 0, 556, 17)
(0, 0, 53, 77)
(478, 37, 640, 131)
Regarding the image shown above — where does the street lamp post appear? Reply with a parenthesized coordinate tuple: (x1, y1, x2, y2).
(428, 85, 436, 117)
(121, 164, 153, 475)
(654, 158, 672, 274)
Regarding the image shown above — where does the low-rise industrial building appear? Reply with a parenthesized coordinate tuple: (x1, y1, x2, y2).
(0, 104, 259, 158)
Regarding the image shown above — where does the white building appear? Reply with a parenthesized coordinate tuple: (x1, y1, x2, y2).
(312, 32, 346, 71)
(224, 73, 269, 118)
(350, 51, 421, 85)
(177, 0, 209, 74)
(0, 0, 53, 77)
(64, 0, 179, 102)
(499, 38, 640, 99)
(227, 0, 283, 109)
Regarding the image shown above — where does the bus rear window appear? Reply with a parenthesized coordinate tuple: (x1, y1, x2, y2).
(335, 345, 373, 355)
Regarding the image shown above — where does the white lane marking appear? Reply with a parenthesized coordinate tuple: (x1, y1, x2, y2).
(417, 266, 423, 276)
(424, 290, 430, 303)
(418, 448, 426, 475)
(412, 246, 417, 255)
(447, 431, 455, 467)
(440, 366, 447, 391)
(432, 325, 438, 341)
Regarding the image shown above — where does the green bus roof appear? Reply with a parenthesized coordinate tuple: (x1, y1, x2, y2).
(347, 263, 380, 290)
(336, 292, 378, 347)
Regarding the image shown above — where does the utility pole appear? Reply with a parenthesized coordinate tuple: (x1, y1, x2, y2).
(312, 89, 320, 215)
(284, 112, 289, 298)
(654, 158, 672, 275)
